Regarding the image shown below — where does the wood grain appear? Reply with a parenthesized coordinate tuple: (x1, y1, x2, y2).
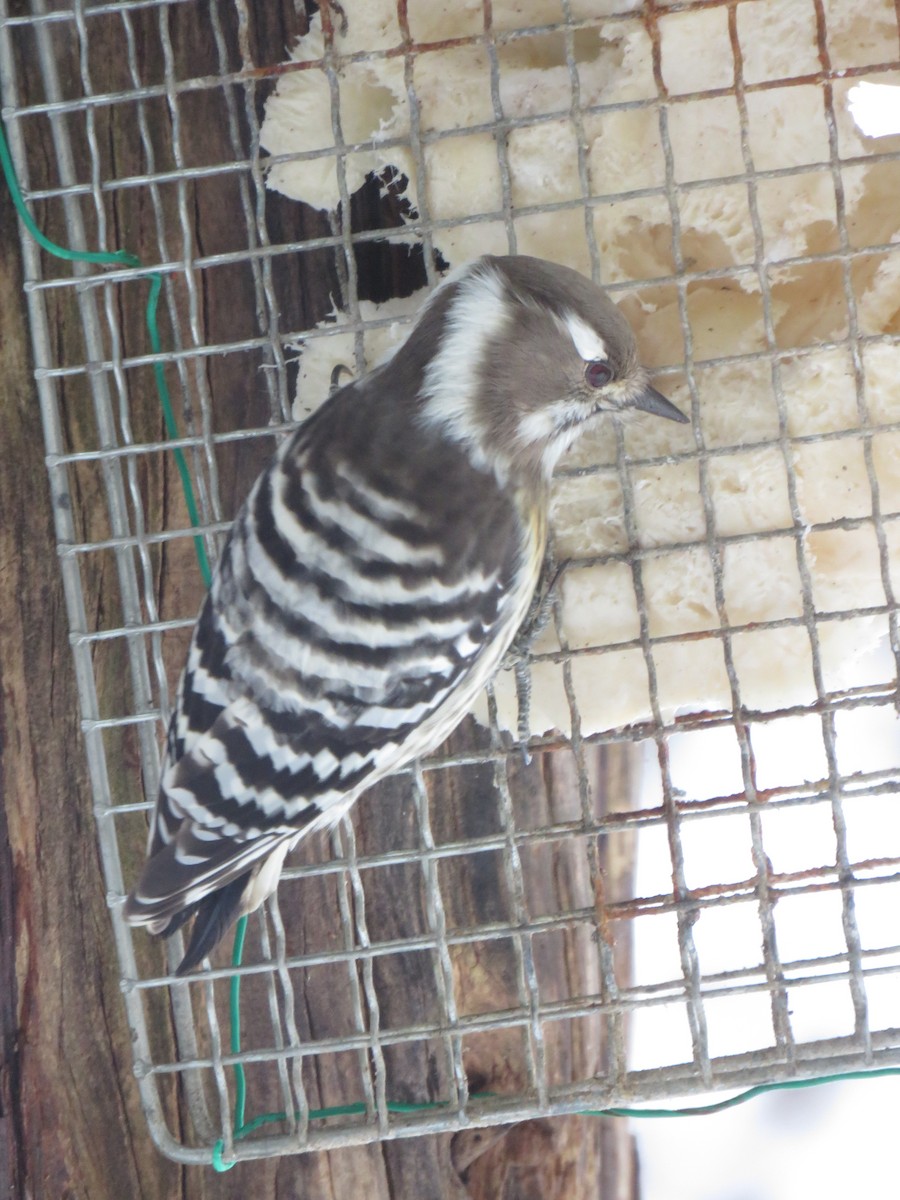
(0, 2, 640, 1194)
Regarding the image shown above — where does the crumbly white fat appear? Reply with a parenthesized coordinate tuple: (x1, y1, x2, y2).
(291, 293, 424, 421)
(268, 0, 900, 736)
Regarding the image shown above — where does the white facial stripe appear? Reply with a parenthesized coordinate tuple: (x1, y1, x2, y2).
(563, 312, 607, 362)
(419, 264, 511, 468)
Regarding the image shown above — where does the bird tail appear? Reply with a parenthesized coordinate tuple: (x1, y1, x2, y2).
(167, 872, 253, 976)
(123, 829, 288, 970)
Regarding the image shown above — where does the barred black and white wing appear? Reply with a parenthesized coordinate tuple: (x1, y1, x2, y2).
(124, 375, 544, 973)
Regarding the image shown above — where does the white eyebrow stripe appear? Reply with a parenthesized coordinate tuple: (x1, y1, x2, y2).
(563, 312, 607, 362)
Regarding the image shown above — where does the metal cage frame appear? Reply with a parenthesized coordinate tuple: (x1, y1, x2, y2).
(2, 0, 900, 1167)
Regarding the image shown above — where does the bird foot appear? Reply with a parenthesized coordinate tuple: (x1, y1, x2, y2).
(502, 551, 568, 765)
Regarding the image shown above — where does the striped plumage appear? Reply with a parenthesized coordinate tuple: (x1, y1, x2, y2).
(124, 255, 687, 973)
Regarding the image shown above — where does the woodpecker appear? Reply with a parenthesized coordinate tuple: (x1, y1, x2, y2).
(124, 254, 687, 973)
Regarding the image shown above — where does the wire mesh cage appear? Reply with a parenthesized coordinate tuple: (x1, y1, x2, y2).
(3, 0, 900, 1170)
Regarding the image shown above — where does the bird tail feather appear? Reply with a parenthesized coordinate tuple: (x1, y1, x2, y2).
(171, 872, 253, 976)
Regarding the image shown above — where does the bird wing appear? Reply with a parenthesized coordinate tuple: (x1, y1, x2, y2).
(126, 387, 540, 934)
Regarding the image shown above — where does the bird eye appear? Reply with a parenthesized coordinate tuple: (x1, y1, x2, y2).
(585, 360, 614, 388)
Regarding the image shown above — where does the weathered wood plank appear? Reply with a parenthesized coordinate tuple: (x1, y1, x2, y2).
(0, 1, 640, 1193)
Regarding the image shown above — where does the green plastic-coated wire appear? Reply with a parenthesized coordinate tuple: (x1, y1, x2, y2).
(587, 1066, 900, 1118)
(144, 274, 212, 587)
(0, 109, 228, 1114)
(229, 915, 249, 1141)
(211, 1097, 453, 1171)
(5, 113, 899, 1177)
(210, 1065, 900, 1170)
(0, 118, 212, 590)
(0, 118, 138, 268)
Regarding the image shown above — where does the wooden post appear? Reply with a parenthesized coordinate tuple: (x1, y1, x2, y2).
(0, 3, 640, 1193)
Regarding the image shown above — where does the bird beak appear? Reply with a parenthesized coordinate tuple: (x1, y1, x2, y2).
(632, 384, 690, 424)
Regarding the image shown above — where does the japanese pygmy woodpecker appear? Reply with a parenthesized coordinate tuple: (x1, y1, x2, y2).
(124, 254, 688, 973)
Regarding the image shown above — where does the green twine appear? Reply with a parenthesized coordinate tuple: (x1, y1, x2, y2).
(584, 1066, 900, 1118)
(0, 109, 228, 1118)
(5, 113, 899, 1176)
(144, 273, 212, 586)
(0, 122, 137, 269)
(0, 117, 212, 589)
(229, 915, 249, 1141)
(211, 1066, 900, 1170)
(211, 1096, 452, 1171)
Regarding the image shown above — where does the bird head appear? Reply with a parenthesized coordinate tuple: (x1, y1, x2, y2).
(412, 255, 688, 482)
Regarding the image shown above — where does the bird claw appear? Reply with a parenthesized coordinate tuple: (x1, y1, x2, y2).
(503, 550, 569, 765)
(330, 363, 354, 393)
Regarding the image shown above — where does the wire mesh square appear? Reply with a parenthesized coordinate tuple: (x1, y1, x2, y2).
(3, 0, 900, 1168)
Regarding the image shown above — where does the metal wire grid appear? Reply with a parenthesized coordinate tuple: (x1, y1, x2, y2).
(3, 0, 900, 1167)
